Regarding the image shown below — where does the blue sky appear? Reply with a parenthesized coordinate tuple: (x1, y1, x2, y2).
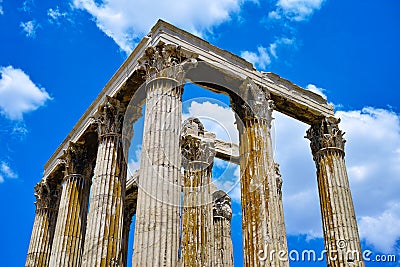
(0, 0, 399, 266)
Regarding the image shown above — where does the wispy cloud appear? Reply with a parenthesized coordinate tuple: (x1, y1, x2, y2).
(242, 0, 324, 69)
(71, 0, 255, 53)
(47, 6, 69, 25)
(0, 161, 18, 183)
(0, 0, 4, 15)
(20, 0, 35, 13)
(0, 66, 51, 121)
(269, 0, 326, 22)
(20, 20, 40, 38)
(241, 46, 271, 69)
(306, 84, 327, 99)
(241, 37, 295, 69)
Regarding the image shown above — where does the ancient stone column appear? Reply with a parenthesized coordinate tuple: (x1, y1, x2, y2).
(81, 96, 128, 267)
(49, 142, 94, 266)
(181, 118, 215, 267)
(121, 182, 137, 267)
(25, 180, 61, 267)
(273, 163, 289, 258)
(232, 78, 288, 267)
(306, 117, 364, 267)
(212, 190, 234, 267)
(132, 43, 196, 266)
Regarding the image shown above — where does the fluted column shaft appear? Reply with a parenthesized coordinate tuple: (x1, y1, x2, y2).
(232, 78, 288, 267)
(181, 125, 215, 267)
(306, 118, 364, 267)
(273, 164, 288, 258)
(25, 181, 61, 267)
(132, 77, 183, 267)
(49, 143, 93, 266)
(213, 191, 234, 267)
(121, 193, 136, 267)
(82, 97, 128, 267)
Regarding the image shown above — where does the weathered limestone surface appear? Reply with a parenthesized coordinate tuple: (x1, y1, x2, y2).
(81, 97, 128, 267)
(212, 190, 234, 267)
(306, 117, 364, 267)
(181, 118, 215, 267)
(132, 43, 195, 267)
(272, 164, 289, 259)
(49, 142, 94, 267)
(232, 78, 288, 267)
(121, 172, 138, 267)
(26, 180, 61, 267)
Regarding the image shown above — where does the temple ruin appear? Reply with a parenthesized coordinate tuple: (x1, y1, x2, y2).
(25, 20, 364, 267)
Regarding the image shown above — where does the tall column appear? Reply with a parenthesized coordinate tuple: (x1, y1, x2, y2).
(49, 142, 94, 266)
(212, 190, 234, 267)
(273, 163, 289, 258)
(232, 78, 288, 267)
(306, 117, 364, 267)
(132, 43, 196, 266)
(121, 188, 137, 267)
(82, 96, 128, 267)
(25, 180, 61, 267)
(181, 118, 215, 267)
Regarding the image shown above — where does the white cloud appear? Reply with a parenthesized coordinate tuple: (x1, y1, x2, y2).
(241, 38, 294, 69)
(47, 6, 68, 25)
(127, 145, 142, 175)
(241, 46, 271, 70)
(359, 203, 400, 253)
(269, 37, 294, 59)
(21, 0, 34, 13)
(20, 20, 39, 38)
(269, 0, 325, 21)
(274, 107, 400, 253)
(0, 66, 51, 121)
(0, 162, 18, 181)
(72, 0, 251, 53)
(213, 164, 241, 203)
(182, 100, 238, 143)
(306, 84, 326, 99)
(0, 0, 4, 15)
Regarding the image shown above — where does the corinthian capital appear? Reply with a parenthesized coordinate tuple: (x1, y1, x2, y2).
(59, 142, 92, 178)
(305, 117, 346, 157)
(138, 41, 198, 81)
(231, 77, 274, 125)
(34, 180, 60, 211)
(212, 190, 232, 221)
(94, 96, 125, 138)
(181, 118, 215, 169)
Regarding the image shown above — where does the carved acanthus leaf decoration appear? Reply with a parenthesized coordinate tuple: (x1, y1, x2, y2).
(94, 96, 125, 138)
(212, 190, 232, 221)
(138, 41, 198, 81)
(59, 142, 92, 178)
(306, 117, 346, 157)
(232, 77, 274, 124)
(181, 118, 215, 168)
(34, 180, 60, 211)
